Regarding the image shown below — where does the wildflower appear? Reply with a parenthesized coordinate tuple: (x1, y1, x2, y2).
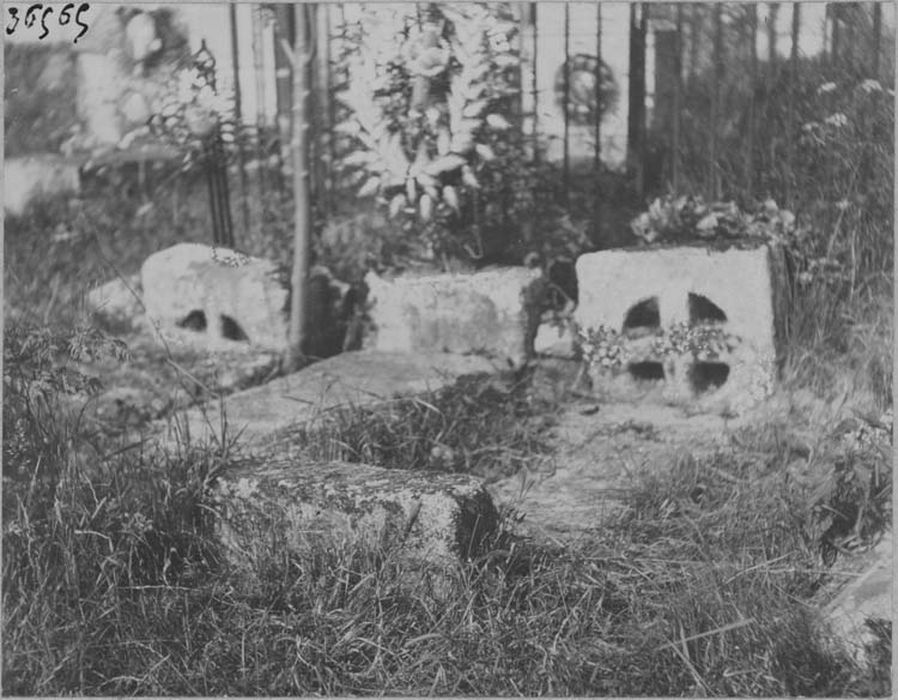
(835, 198, 850, 211)
(859, 79, 883, 93)
(817, 81, 837, 94)
(824, 113, 848, 128)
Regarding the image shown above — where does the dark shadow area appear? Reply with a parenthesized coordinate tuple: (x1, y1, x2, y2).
(628, 361, 665, 382)
(220, 314, 249, 342)
(623, 296, 660, 334)
(688, 293, 727, 325)
(689, 362, 730, 394)
(176, 309, 207, 332)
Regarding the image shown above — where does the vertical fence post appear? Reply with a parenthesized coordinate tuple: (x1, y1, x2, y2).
(251, 6, 269, 211)
(320, 5, 335, 216)
(672, 4, 683, 193)
(744, 4, 757, 200)
(594, 4, 603, 242)
(531, 2, 539, 164)
(689, 4, 701, 84)
(831, 4, 841, 70)
(594, 4, 602, 176)
(709, 4, 723, 200)
(768, 2, 779, 71)
(229, 3, 250, 234)
(872, 3, 882, 79)
(628, 3, 647, 200)
(785, 3, 800, 208)
(562, 2, 571, 205)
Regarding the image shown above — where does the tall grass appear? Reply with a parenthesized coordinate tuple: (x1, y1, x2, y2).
(3, 334, 890, 694)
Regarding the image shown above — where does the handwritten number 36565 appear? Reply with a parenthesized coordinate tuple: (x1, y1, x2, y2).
(6, 3, 91, 43)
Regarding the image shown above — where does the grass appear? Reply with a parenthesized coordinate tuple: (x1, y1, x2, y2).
(2, 337, 892, 694)
(261, 371, 559, 481)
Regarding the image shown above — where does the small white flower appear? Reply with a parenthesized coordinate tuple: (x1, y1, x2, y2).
(835, 198, 850, 211)
(817, 81, 837, 94)
(860, 79, 883, 93)
(824, 113, 848, 128)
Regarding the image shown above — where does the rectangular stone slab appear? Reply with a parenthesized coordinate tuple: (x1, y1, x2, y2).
(365, 267, 544, 368)
(210, 458, 499, 591)
(164, 350, 503, 447)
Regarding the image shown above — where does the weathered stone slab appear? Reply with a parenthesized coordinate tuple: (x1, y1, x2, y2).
(4, 155, 81, 216)
(574, 244, 785, 413)
(210, 458, 499, 591)
(164, 350, 503, 448)
(141, 243, 289, 352)
(365, 267, 544, 368)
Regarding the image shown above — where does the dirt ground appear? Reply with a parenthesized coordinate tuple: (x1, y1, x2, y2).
(487, 389, 740, 543)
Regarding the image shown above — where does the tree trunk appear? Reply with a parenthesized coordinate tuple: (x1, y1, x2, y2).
(287, 3, 311, 372)
(319, 6, 335, 217)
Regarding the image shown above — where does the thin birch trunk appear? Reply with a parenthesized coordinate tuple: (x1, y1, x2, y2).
(287, 4, 311, 371)
(229, 4, 250, 234)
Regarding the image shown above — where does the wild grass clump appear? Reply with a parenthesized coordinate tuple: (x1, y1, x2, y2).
(2, 325, 224, 694)
(577, 438, 886, 697)
(264, 372, 559, 481)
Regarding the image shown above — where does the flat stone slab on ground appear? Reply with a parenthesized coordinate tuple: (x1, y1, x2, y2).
(210, 457, 498, 592)
(165, 350, 503, 447)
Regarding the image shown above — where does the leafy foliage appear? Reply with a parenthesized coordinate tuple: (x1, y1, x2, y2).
(336, 5, 517, 217)
(333, 4, 531, 264)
